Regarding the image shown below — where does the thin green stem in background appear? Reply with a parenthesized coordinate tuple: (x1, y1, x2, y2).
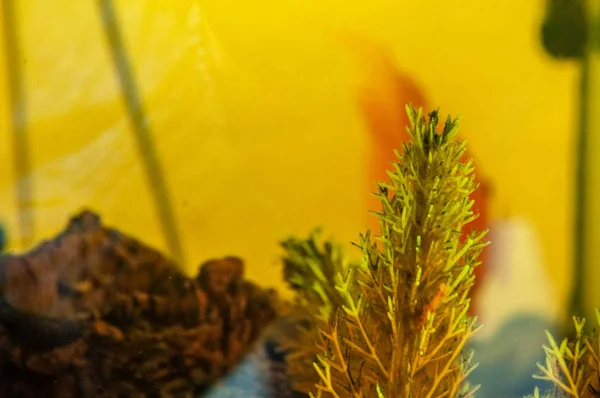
(97, 0, 186, 267)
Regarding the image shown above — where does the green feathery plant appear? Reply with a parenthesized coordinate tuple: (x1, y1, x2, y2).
(280, 105, 489, 397)
(278, 229, 352, 393)
(526, 308, 600, 398)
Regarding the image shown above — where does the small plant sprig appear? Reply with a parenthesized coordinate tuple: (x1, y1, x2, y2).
(278, 229, 354, 393)
(281, 105, 489, 397)
(527, 309, 600, 398)
(281, 229, 350, 324)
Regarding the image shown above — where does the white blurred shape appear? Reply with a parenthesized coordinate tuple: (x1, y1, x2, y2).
(475, 217, 559, 341)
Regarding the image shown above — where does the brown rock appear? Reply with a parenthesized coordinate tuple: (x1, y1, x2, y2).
(0, 210, 280, 397)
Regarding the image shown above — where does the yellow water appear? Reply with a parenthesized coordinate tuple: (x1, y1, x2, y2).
(0, 0, 580, 314)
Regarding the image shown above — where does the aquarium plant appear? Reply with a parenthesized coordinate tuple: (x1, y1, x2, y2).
(526, 309, 600, 398)
(279, 105, 489, 397)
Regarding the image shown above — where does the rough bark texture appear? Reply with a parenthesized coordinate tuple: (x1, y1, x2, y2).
(0, 210, 280, 398)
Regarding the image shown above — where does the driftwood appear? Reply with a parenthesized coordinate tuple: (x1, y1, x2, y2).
(0, 211, 280, 397)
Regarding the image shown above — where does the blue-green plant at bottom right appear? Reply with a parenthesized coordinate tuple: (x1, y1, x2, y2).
(526, 309, 600, 398)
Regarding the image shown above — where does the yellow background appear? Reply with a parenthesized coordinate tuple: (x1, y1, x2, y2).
(0, 0, 578, 310)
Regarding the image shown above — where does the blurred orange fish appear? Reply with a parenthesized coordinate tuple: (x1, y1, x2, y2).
(343, 37, 491, 314)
